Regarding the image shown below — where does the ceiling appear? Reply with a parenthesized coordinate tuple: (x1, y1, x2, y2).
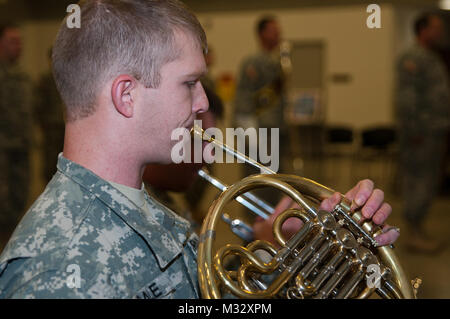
(0, 0, 442, 22)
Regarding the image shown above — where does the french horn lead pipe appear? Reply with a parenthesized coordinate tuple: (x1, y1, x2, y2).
(192, 125, 275, 175)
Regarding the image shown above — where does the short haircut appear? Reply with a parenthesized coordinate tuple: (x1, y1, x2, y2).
(52, 0, 207, 122)
(414, 12, 441, 36)
(256, 15, 277, 35)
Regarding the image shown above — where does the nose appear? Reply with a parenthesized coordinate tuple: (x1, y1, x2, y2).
(193, 81, 209, 114)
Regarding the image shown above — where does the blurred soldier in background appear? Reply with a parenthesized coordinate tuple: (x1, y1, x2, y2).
(34, 48, 65, 184)
(234, 16, 285, 131)
(396, 13, 450, 253)
(0, 24, 33, 244)
(233, 16, 289, 205)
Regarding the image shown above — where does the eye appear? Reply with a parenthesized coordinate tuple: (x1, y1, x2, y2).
(185, 80, 198, 88)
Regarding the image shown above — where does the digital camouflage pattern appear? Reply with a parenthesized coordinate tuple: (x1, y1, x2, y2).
(396, 44, 449, 135)
(396, 44, 450, 225)
(0, 154, 200, 299)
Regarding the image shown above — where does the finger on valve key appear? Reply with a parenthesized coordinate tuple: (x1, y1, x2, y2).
(374, 224, 401, 246)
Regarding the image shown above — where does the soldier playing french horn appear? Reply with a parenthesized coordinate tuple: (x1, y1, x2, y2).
(0, 0, 399, 298)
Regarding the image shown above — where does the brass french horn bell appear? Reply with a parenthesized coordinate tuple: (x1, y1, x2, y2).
(191, 125, 418, 299)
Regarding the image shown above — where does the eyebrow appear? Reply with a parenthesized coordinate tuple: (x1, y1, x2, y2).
(183, 68, 209, 79)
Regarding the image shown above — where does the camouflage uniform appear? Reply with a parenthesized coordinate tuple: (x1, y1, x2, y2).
(395, 44, 450, 226)
(0, 154, 200, 299)
(234, 50, 285, 130)
(0, 62, 33, 238)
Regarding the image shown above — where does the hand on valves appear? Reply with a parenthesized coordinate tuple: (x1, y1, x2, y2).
(253, 179, 400, 247)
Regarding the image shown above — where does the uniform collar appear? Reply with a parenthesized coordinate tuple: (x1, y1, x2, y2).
(57, 154, 186, 269)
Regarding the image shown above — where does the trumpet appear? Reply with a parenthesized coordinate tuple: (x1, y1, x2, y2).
(191, 125, 418, 299)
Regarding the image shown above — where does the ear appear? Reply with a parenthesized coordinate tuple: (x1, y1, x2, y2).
(111, 75, 137, 118)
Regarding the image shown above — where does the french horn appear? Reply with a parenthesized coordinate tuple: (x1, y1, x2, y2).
(192, 126, 419, 299)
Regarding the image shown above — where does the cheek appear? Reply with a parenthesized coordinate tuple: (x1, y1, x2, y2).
(180, 88, 194, 108)
(147, 87, 194, 146)
(170, 89, 194, 119)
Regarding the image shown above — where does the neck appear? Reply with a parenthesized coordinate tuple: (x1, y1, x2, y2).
(63, 117, 144, 189)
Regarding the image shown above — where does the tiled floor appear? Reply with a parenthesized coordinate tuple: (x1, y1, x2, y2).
(389, 196, 450, 299)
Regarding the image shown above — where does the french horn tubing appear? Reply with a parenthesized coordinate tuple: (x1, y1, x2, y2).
(192, 125, 419, 299)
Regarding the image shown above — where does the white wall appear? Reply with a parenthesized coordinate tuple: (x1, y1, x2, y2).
(19, 20, 61, 83)
(197, 4, 396, 129)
